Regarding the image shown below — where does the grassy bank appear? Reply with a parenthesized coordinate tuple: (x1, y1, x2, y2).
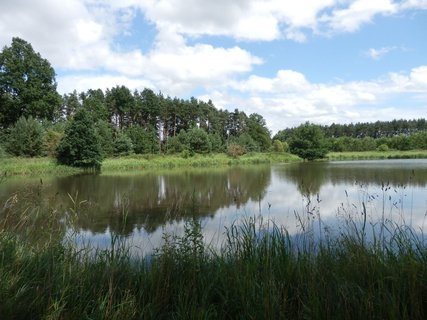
(102, 152, 300, 172)
(0, 157, 81, 176)
(0, 153, 300, 176)
(327, 150, 427, 160)
(0, 213, 426, 319)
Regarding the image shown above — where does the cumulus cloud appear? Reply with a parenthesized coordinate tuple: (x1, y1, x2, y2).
(201, 66, 427, 133)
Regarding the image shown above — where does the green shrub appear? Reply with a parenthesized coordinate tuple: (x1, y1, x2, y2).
(377, 144, 389, 152)
(6, 116, 44, 157)
(56, 108, 102, 169)
(187, 127, 211, 154)
(114, 131, 134, 156)
(272, 139, 284, 152)
(42, 129, 64, 156)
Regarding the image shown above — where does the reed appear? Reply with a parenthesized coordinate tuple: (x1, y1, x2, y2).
(327, 150, 427, 160)
(0, 201, 425, 319)
(0, 157, 81, 176)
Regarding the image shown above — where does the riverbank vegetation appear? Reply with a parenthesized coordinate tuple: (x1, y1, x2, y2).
(0, 206, 425, 319)
(0, 153, 300, 176)
(2, 38, 427, 169)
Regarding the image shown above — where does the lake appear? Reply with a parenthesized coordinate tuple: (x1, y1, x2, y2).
(1, 159, 427, 255)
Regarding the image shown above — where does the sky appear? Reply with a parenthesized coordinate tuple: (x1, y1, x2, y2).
(1, 0, 426, 133)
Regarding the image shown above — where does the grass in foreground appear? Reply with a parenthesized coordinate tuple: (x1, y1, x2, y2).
(0, 212, 426, 319)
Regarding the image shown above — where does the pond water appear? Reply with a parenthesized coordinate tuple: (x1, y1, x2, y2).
(1, 159, 427, 254)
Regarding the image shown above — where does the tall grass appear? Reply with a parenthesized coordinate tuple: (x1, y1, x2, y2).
(1, 197, 426, 319)
(102, 152, 300, 172)
(327, 150, 427, 160)
(0, 153, 300, 176)
(0, 157, 81, 176)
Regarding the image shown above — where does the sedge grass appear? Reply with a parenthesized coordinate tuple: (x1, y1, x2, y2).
(101, 152, 300, 172)
(0, 205, 426, 319)
(327, 150, 427, 161)
(0, 157, 81, 176)
(0, 153, 300, 176)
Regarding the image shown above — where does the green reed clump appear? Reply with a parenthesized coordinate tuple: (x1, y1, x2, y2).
(0, 208, 426, 319)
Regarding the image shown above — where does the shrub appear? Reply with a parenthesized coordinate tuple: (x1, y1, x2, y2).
(42, 129, 64, 156)
(272, 139, 284, 152)
(227, 143, 245, 158)
(6, 116, 44, 157)
(56, 108, 102, 169)
(114, 131, 134, 156)
(377, 144, 389, 152)
(187, 128, 211, 154)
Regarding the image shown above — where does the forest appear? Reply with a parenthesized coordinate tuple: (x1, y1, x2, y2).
(1, 37, 427, 166)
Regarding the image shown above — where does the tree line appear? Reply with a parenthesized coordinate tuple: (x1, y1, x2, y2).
(1, 37, 427, 166)
(0, 38, 272, 167)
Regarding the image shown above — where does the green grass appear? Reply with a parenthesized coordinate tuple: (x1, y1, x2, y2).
(0, 153, 300, 176)
(0, 203, 426, 319)
(327, 150, 427, 160)
(0, 157, 81, 176)
(101, 152, 300, 172)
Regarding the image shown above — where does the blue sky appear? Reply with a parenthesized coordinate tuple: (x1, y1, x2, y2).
(1, 0, 426, 133)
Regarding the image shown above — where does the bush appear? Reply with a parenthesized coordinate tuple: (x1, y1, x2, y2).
(6, 116, 44, 157)
(42, 129, 64, 156)
(114, 131, 134, 156)
(272, 139, 284, 152)
(125, 125, 159, 154)
(377, 144, 389, 152)
(289, 122, 328, 160)
(227, 143, 245, 158)
(56, 108, 102, 169)
(187, 128, 211, 154)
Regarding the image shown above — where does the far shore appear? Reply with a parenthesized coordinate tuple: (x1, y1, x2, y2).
(1, 150, 427, 176)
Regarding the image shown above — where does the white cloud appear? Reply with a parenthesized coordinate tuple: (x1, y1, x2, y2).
(321, 0, 397, 33)
(202, 66, 427, 133)
(57, 74, 154, 94)
(365, 46, 397, 60)
(399, 0, 427, 10)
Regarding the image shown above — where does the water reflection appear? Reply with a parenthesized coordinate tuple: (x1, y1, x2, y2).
(0, 166, 272, 236)
(1, 160, 427, 254)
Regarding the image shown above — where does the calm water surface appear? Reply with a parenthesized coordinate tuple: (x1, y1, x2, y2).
(1, 159, 427, 254)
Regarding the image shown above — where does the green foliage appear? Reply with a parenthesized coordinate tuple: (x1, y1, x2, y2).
(125, 125, 159, 154)
(166, 136, 185, 154)
(389, 135, 412, 151)
(272, 139, 284, 152)
(0, 37, 61, 128)
(289, 122, 329, 160)
(114, 131, 134, 156)
(187, 127, 211, 154)
(56, 108, 102, 169)
(377, 144, 389, 152)
(81, 89, 109, 121)
(0, 144, 7, 158)
(246, 113, 271, 151)
(6, 116, 44, 157)
(208, 133, 224, 153)
(42, 129, 64, 156)
(94, 120, 115, 157)
(237, 133, 260, 152)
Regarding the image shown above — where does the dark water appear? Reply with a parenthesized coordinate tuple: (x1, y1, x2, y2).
(1, 160, 427, 254)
